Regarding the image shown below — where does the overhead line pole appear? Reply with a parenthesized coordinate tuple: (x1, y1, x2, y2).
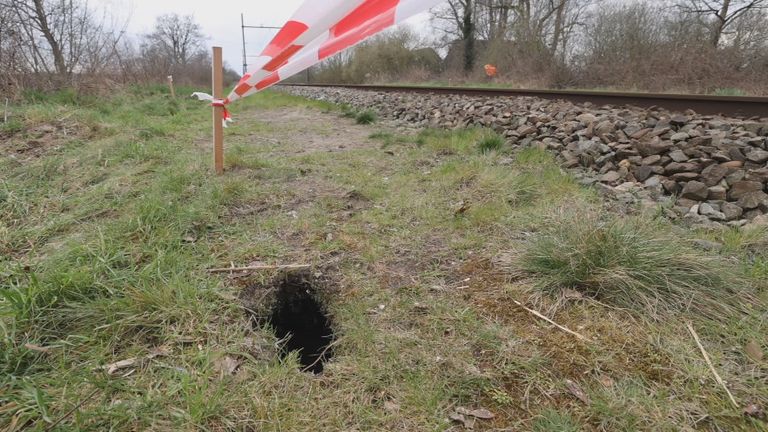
(240, 13, 281, 75)
(241, 14, 247, 75)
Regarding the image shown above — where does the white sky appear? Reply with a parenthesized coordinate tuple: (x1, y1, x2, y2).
(99, 0, 431, 74)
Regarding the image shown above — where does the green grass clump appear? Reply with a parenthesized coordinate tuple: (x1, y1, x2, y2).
(533, 409, 580, 432)
(477, 132, 504, 154)
(1, 119, 24, 135)
(713, 87, 747, 96)
(355, 110, 377, 125)
(520, 209, 747, 319)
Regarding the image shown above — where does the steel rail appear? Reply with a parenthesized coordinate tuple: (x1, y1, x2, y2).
(283, 83, 768, 119)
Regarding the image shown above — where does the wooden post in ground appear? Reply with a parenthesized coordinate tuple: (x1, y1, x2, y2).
(167, 75, 176, 99)
(212, 47, 224, 175)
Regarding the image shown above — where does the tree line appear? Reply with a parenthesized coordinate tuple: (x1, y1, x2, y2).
(0, 0, 236, 97)
(311, 0, 768, 94)
(2, 0, 767, 96)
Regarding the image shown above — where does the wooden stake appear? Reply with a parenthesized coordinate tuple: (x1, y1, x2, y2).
(686, 322, 739, 409)
(212, 47, 224, 175)
(167, 75, 176, 99)
(513, 300, 590, 341)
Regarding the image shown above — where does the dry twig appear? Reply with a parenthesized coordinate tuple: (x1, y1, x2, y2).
(686, 322, 739, 409)
(513, 300, 590, 341)
(45, 388, 100, 431)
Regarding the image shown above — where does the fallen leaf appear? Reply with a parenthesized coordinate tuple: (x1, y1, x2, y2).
(563, 288, 585, 300)
(456, 406, 495, 420)
(744, 403, 765, 419)
(449, 411, 475, 429)
(383, 400, 400, 412)
(745, 341, 764, 363)
(565, 379, 591, 405)
(598, 375, 615, 388)
(453, 201, 471, 217)
(104, 358, 138, 375)
(24, 343, 52, 354)
(214, 355, 241, 376)
(469, 408, 495, 419)
(148, 346, 171, 359)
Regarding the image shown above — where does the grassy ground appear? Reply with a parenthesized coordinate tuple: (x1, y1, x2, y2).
(1, 86, 767, 431)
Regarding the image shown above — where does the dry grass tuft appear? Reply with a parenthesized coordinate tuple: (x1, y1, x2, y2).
(516, 208, 752, 320)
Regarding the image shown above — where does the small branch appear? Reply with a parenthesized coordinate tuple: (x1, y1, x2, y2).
(207, 264, 311, 274)
(45, 388, 100, 431)
(301, 338, 341, 373)
(513, 300, 590, 342)
(686, 322, 739, 409)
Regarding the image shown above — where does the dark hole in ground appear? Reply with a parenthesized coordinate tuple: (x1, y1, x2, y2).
(267, 274, 335, 374)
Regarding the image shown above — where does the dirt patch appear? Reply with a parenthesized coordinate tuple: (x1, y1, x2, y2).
(244, 107, 378, 155)
(240, 270, 336, 374)
(1, 121, 89, 160)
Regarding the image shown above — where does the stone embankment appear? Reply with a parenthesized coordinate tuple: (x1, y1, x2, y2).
(285, 86, 768, 228)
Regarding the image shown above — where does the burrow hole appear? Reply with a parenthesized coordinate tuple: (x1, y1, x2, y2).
(263, 273, 335, 374)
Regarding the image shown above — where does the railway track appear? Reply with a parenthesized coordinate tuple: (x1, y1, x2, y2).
(285, 83, 768, 119)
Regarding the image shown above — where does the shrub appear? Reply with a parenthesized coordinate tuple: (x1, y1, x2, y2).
(519, 209, 748, 319)
(355, 110, 377, 125)
(477, 132, 504, 153)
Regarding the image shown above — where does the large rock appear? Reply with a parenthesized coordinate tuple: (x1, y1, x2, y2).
(746, 168, 768, 183)
(668, 150, 689, 162)
(637, 139, 673, 156)
(633, 166, 654, 182)
(736, 191, 768, 211)
(665, 162, 701, 175)
(746, 149, 768, 164)
(699, 203, 726, 221)
(680, 181, 709, 201)
(576, 113, 597, 124)
(601, 171, 622, 183)
(729, 181, 764, 200)
(708, 186, 727, 201)
(670, 132, 690, 141)
(721, 202, 744, 221)
(700, 164, 729, 186)
(641, 155, 662, 165)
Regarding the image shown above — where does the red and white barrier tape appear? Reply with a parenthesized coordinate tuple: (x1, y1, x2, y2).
(192, 92, 233, 127)
(196, 0, 443, 113)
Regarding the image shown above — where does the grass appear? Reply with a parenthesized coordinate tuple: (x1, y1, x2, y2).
(714, 87, 748, 97)
(355, 110, 377, 125)
(477, 131, 505, 154)
(519, 208, 747, 319)
(1, 86, 766, 431)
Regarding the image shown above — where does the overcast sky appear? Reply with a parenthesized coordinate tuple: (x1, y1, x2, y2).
(100, 0, 431, 74)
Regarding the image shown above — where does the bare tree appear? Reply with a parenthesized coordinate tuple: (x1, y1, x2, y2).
(680, 0, 768, 47)
(433, 0, 479, 73)
(0, 0, 123, 83)
(144, 14, 205, 67)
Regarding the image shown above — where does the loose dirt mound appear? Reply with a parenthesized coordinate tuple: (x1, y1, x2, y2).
(1, 120, 90, 160)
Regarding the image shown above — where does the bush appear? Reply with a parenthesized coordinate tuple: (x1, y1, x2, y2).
(355, 110, 377, 125)
(477, 132, 504, 153)
(519, 209, 747, 319)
